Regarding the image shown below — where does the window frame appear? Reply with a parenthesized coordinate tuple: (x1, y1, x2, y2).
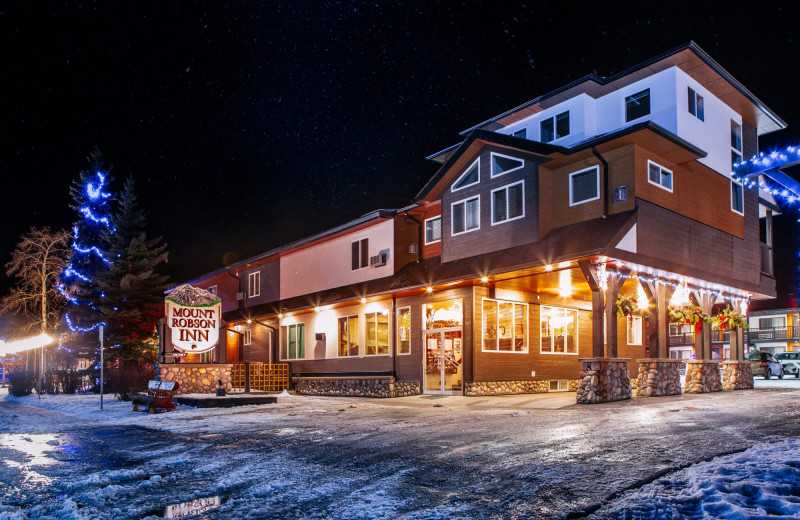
(731, 179, 744, 215)
(626, 315, 642, 346)
(351, 237, 369, 271)
(625, 88, 651, 123)
(568, 166, 600, 206)
(490, 152, 524, 178)
(451, 195, 481, 236)
(512, 128, 527, 139)
(491, 180, 525, 225)
(248, 271, 261, 298)
(540, 110, 570, 143)
(364, 311, 390, 356)
(481, 298, 529, 353)
(424, 215, 442, 244)
(280, 323, 305, 360)
(731, 120, 743, 170)
(243, 329, 252, 346)
(539, 306, 579, 355)
(451, 158, 480, 192)
(397, 306, 411, 355)
(337, 314, 359, 357)
(646, 160, 674, 193)
(687, 87, 704, 121)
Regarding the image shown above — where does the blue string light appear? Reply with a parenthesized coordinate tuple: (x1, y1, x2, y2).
(732, 143, 800, 205)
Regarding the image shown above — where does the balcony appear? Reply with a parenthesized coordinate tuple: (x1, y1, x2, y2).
(746, 326, 800, 343)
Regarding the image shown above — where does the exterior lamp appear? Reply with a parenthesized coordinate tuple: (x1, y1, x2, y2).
(426, 287, 433, 293)
(481, 276, 489, 283)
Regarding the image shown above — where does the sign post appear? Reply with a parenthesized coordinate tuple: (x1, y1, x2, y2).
(100, 325, 104, 411)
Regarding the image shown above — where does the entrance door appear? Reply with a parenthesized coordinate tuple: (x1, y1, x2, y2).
(423, 328, 463, 394)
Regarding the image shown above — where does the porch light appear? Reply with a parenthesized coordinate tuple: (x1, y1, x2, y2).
(545, 264, 553, 271)
(481, 276, 489, 283)
(246, 319, 252, 324)
(361, 297, 367, 304)
(278, 313, 283, 318)
(426, 287, 433, 293)
(315, 307, 321, 312)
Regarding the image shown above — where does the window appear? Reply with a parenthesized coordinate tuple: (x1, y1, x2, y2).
(492, 181, 524, 224)
(626, 316, 642, 346)
(338, 315, 359, 357)
(452, 196, 480, 235)
(625, 89, 650, 122)
(248, 271, 260, 298)
(397, 307, 411, 354)
(280, 323, 305, 360)
(207, 285, 217, 295)
(647, 160, 673, 192)
(540, 306, 578, 354)
(569, 166, 600, 206)
(731, 180, 744, 215)
(540, 111, 570, 142)
(512, 128, 527, 139)
(365, 311, 389, 355)
(351, 238, 368, 270)
(731, 120, 743, 169)
(425, 216, 441, 244)
(482, 299, 528, 352)
(490, 152, 524, 177)
(687, 87, 704, 121)
(243, 329, 252, 346)
(452, 159, 480, 191)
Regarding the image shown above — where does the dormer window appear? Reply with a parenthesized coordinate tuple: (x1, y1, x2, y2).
(625, 89, 650, 122)
(452, 159, 480, 191)
(540, 111, 569, 143)
(688, 87, 704, 121)
(490, 153, 524, 177)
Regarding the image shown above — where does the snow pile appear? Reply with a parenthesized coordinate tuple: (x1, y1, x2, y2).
(165, 284, 219, 305)
(593, 438, 800, 519)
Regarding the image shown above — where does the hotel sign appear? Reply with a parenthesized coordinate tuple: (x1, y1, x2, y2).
(165, 285, 222, 354)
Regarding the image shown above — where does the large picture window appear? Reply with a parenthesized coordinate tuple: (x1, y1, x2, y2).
(492, 181, 524, 224)
(397, 307, 411, 354)
(540, 306, 578, 354)
(280, 323, 305, 360)
(569, 166, 599, 206)
(338, 315, 359, 357)
(482, 299, 528, 352)
(248, 271, 260, 298)
(452, 196, 480, 235)
(365, 311, 389, 355)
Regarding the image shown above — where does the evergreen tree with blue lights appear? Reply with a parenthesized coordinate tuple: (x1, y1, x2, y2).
(60, 149, 116, 356)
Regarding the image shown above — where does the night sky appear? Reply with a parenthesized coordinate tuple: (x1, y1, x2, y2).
(3, 2, 800, 299)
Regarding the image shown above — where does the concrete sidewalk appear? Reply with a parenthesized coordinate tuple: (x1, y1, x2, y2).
(376, 391, 578, 410)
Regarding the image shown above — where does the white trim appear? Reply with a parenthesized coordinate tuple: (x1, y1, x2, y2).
(626, 315, 642, 346)
(489, 152, 524, 178)
(646, 160, 674, 193)
(539, 305, 579, 355)
(337, 314, 360, 358)
(243, 329, 252, 345)
(364, 310, 391, 357)
(568, 166, 600, 206)
(491, 180, 525, 225)
(396, 306, 412, 355)
(481, 298, 529, 353)
(539, 110, 570, 143)
(350, 237, 369, 271)
(451, 158, 480, 192)
(451, 194, 481, 236)
(424, 215, 442, 244)
(248, 271, 261, 297)
(280, 322, 306, 360)
(624, 87, 651, 123)
(731, 179, 744, 216)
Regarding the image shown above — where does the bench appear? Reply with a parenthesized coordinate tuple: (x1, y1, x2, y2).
(132, 380, 180, 413)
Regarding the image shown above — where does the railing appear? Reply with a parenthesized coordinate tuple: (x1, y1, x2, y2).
(669, 333, 694, 346)
(231, 362, 289, 392)
(746, 326, 800, 342)
(761, 243, 774, 276)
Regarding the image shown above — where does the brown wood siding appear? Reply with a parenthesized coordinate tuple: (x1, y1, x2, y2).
(420, 200, 442, 259)
(242, 259, 280, 307)
(393, 213, 422, 271)
(242, 323, 273, 362)
(226, 328, 240, 363)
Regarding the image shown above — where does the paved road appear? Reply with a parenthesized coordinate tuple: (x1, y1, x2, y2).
(2, 387, 800, 519)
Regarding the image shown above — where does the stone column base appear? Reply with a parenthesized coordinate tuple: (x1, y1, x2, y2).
(577, 358, 632, 404)
(635, 358, 684, 397)
(155, 363, 233, 395)
(684, 360, 721, 393)
(721, 361, 754, 390)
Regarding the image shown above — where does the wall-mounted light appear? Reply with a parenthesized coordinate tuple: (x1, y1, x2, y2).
(426, 287, 433, 293)
(246, 319, 252, 324)
(545, 264, 553, 271)
(361, 297, 367, 304)
(481, 276, 489, 283)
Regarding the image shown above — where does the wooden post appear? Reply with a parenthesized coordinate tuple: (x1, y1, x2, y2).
(691, 291, 715, 360)
(604, 270, 628, 358)
(579, 261, 605, 358)
(641, 280, 675, 358)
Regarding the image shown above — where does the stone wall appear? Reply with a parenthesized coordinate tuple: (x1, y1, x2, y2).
(295, 377, 420, 398)
(577, 358, 632, 404)
(684, 360, 722, 394)
(721, 361, 754, 390)
(155, 363, 233, 395)
(635, 359, 684, 397)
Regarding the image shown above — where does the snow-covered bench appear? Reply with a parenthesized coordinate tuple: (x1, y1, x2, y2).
(132, 380, 179, 413)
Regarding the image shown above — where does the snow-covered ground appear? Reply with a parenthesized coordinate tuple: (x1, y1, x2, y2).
(2, 385, 800, 519)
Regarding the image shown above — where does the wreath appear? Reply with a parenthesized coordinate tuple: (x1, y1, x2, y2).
(713, 307, 748, 330)
(615, 295, 638, 317)
(668, 305, 712, 333)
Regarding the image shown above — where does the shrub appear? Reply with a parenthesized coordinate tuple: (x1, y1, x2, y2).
(109, 363, 154, 401)
(8, 371, 36, 397)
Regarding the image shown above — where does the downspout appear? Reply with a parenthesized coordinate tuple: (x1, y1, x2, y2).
(226, 268, 242, 310)
(403, 210, 424, 262)
(591, 146, 609, 219)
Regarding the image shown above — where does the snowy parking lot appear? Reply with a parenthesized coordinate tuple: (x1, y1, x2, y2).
(2, 384, 800, 519)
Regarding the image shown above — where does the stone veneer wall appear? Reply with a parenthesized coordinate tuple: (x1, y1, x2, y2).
(721, 361, 754, 390)
(295, 377, 420, 398)
(155, 363, 233, 395)
(463, 380, 579, 396)
(577, 358, 632, 404)
(635, 359, 684, 397)
(684, 360, 722, 394)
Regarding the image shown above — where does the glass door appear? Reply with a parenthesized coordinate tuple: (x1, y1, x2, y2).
(423, 328, 463, 394)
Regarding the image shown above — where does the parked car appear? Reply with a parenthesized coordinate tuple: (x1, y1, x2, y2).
(775, 352, 800, 379)
(746, 352, 784, 379)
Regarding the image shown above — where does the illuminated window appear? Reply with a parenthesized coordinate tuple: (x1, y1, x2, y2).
(492, 181, 524, 224)
(687, 87, 704, 121)
(490, 152, 524, 177)
(243, 329, 252, 346)
(365, 312, 389, 355)
(626, 316, 642, 346)
(569, 166, 599, 206)
(425, 216, 441, 244)
(540, 306, 578, 354)
(338, 315, 359, 357)
(647, 160, 673, 192)
(280, 323, 305, 360)
(452, 159, 480, 191)
(397, 307, 411, 354)
(452, 195, 480, 235)
(248, 271, 260, 298)
(351, 238, 368, 270)
(482, 298, 528, 352)
(625, 89, 650, 122)
(540, 111, 570, 143)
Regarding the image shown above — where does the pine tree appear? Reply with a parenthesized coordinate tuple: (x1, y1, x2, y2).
(96, 177, 169, 362)
(60, 149, 116, 348)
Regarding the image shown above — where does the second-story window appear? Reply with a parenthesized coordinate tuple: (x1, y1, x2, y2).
(731, 180, 744, 215)
(425, 216, 441, 244)
(688, 87, 704, 121)
(625, 89, 650, 122)
(490, 152, 524, 177)
(452, 196, 480, 235)
(731, 120, 743, 169)
(569, 166, 600, 206)
(540, 111, 569, 143)
(647, 160, 673, 192)
(512, 128, 527, 139)
(248, 271, 260, 298)
(492, 181, 524, 224)
(452, 159, 480, 191)
(351, 238, 368, 270)
(243, 329, 252, 346)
